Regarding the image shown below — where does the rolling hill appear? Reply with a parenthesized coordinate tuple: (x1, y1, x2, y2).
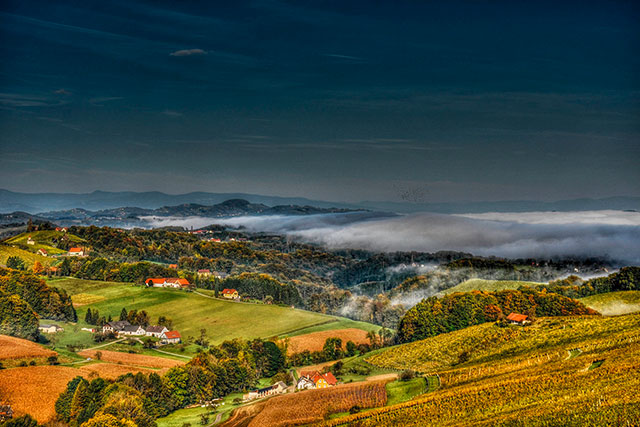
(47, 277, 379, 344)
(579, 290, 640, 316)
(440, 278, 545, 295)
(315, 313, 640, 426)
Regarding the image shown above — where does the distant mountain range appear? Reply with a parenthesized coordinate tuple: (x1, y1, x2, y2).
(0, 199, 362, 228)
(1, 189, 639, 215)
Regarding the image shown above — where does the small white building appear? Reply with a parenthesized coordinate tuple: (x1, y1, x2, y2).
(26, 236, 35, 245)
(103, 320, 131, 334)
(160, 330, 181, 344)
(145, 325, 169, 338)
(39, 324, 64, 334)
(296, 376, 315, 390)
(120, 325, 146, 336)
(67, 247, 84, 257)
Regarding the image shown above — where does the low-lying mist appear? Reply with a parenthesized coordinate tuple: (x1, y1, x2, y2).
(145, 210, 640, 265)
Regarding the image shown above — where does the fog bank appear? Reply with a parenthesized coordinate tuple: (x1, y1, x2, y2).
(146, 210, 640, 265)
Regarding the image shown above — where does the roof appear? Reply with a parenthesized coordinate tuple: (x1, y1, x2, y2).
(222, 288, 238, 294)
(146, 325, 168, 333)
(163, 330, 181, 339)
(147, 278, 166, 284)
(169, 264, 178, 268)
(106, 320, 131, 329)
(507, 313, 528, 322)
(310, 372, 337, 385)
(38, 248, 48, 253)
(166, 278, 190, 285)
(122, 325, 143, 332)
(68, 247, 83, 252)
(300, 370, 319, 378)
(198, 269, 211, 273)
(322, 372, 337, 385)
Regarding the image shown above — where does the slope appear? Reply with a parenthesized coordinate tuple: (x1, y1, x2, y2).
(317, 314, 640, 426)
(579, 290, 640, 316)
(47, 277, 376, 344)
(441, 278, 545, 295)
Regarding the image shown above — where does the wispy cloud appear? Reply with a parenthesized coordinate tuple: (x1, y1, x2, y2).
(162, 110, 183, 117)
(169, 48, 207, 57)
(53, 88, 72, 95)
(89, 96, 124, 105)
(322, 53, 366, 63)
(0, 93, 66, 107)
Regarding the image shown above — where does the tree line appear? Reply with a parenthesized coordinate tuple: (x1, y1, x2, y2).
(0, 267, 76, 340)
(397, 288, 598, 343)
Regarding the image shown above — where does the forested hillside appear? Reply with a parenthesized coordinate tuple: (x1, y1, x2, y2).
(0, 267, 76, 339)
(397, 289, 598, 342)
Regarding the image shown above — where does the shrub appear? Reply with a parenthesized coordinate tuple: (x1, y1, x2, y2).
(400, 370, 416, 381)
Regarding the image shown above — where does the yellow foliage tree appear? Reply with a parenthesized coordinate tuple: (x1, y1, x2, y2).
(84, 414, 137, 427)
(32, 261, 44, 275)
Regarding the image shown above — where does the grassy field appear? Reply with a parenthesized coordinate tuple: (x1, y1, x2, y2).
(0, 244, 56, 268)
(579, 290, 640, 316)
(5, 230, 85, 255)
(315, 313, 640, 426)
(46, 277, 377, 346)
(441, 278, 545, 295)
(385, 377, 427, 406)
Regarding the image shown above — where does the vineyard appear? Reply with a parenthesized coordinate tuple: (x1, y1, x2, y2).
(0, 334, 57, 360)
(315, 313, 640, 426)
(78, 349, 186, 369)
(285, 328, 370, 354)
(244, 380, 389, 426)
(0, 366, 88, 422)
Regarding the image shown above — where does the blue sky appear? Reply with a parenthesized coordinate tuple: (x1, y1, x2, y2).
(0, 0, 638, 202)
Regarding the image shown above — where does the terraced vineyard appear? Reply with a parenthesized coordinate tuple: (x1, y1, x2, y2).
(441, 278, 545, 295)
(315, 313, 640, 426)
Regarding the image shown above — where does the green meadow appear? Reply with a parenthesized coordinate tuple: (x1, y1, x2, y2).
(47, 277, 375, 345)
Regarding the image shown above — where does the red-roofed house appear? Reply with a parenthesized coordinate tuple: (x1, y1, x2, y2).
(146, 278, 167, 287)
(506, 313, 530, 325)
(221, 288, 239, 299)
(165, 278, 190, 288)
(67, 247, 84, 257)
(297, 371, 337, 389)
(146, 278, 190, 288)
(168, 264, 178, 269)
(161, 330, 181, 344)
(37, 248, 48, 256)
(198, 269, 211, 276)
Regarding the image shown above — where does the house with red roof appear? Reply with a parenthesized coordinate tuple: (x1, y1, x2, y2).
(221, 288, 239, 299)
(198, 269, 211, 276)
(37, 248, 48, 256)
(165, 278, 190, 288)
(161, 330, 181, 344)
(506, 312, 530, 325)
(67, 247, 85, 257)
(297, 371, 337, 390)
(168, 264, 178, 269)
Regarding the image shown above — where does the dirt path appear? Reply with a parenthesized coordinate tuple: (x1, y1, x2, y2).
(208, 411, 223, 426)
(365, 373, 398, 382)
(84, 338, 125, 351)
(153, 348, 192, 359)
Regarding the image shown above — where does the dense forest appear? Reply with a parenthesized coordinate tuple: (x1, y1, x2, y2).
(397, 289, 598, 343)
(55, 338, 284, 426)
(0, 267, 76, 339)
(540, 267, 640, 299)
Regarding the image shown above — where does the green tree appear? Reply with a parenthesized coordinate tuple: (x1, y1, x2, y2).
(6, 256, 25, 271)
(346, 340, 357, 357)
